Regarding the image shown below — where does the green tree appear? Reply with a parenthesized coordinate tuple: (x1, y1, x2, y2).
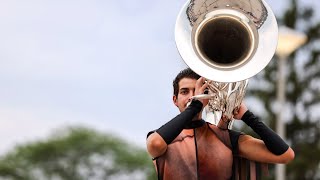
(245, 0, 320, 179)
(0, 127, 156, 180)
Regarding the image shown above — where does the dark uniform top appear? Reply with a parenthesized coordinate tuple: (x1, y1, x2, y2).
(148, 120, 267, 180)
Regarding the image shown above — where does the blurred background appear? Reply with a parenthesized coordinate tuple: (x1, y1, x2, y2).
(0, 0, 319, 179)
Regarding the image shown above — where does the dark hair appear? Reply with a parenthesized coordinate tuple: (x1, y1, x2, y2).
(173, 68, 200, 97)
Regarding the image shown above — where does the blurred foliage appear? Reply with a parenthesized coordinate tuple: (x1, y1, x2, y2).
(0, 127, 156, 180)
(243, 0, 320, 179)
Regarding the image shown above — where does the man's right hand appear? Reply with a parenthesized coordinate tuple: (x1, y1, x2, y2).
(193, 77, 209, 108)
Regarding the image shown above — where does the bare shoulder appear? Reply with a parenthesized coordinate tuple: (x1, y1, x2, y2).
(238, 134, 255, 142)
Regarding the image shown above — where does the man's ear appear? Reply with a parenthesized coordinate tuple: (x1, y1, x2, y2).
(173, 95, 178, 107)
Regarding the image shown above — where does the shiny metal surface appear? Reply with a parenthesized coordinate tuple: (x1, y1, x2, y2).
(193, 79, 248, 128)
(175, 0, 278, 128)
(192, 10, 258, 71)
(175, 0, 278, 82)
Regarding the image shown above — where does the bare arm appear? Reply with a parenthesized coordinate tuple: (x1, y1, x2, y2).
(238, 135, 295, 164)
(146, 77, 208, 158)
(146, 100, 203, 158)
(146, 132, 167, 158)
(234, 103, 295, 164)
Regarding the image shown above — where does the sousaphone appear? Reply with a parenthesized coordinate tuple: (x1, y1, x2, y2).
(175, 0, 278, 129)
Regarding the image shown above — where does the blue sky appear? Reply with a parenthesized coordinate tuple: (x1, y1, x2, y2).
(0, 0, 318, 154)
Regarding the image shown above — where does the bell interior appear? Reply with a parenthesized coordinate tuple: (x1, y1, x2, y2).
(197, 16, 253, 67)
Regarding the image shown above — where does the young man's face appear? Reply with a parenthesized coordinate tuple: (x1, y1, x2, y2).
(173, 78, 197, 112)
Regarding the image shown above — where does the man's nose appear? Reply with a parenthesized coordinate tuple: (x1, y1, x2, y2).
(190, 90, 195, 97)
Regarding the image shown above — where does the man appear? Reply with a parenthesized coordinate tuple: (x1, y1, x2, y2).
(146, 68, 294, 180)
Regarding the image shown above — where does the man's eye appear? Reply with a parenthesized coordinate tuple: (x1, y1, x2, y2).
(180, 91, 188, 95)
